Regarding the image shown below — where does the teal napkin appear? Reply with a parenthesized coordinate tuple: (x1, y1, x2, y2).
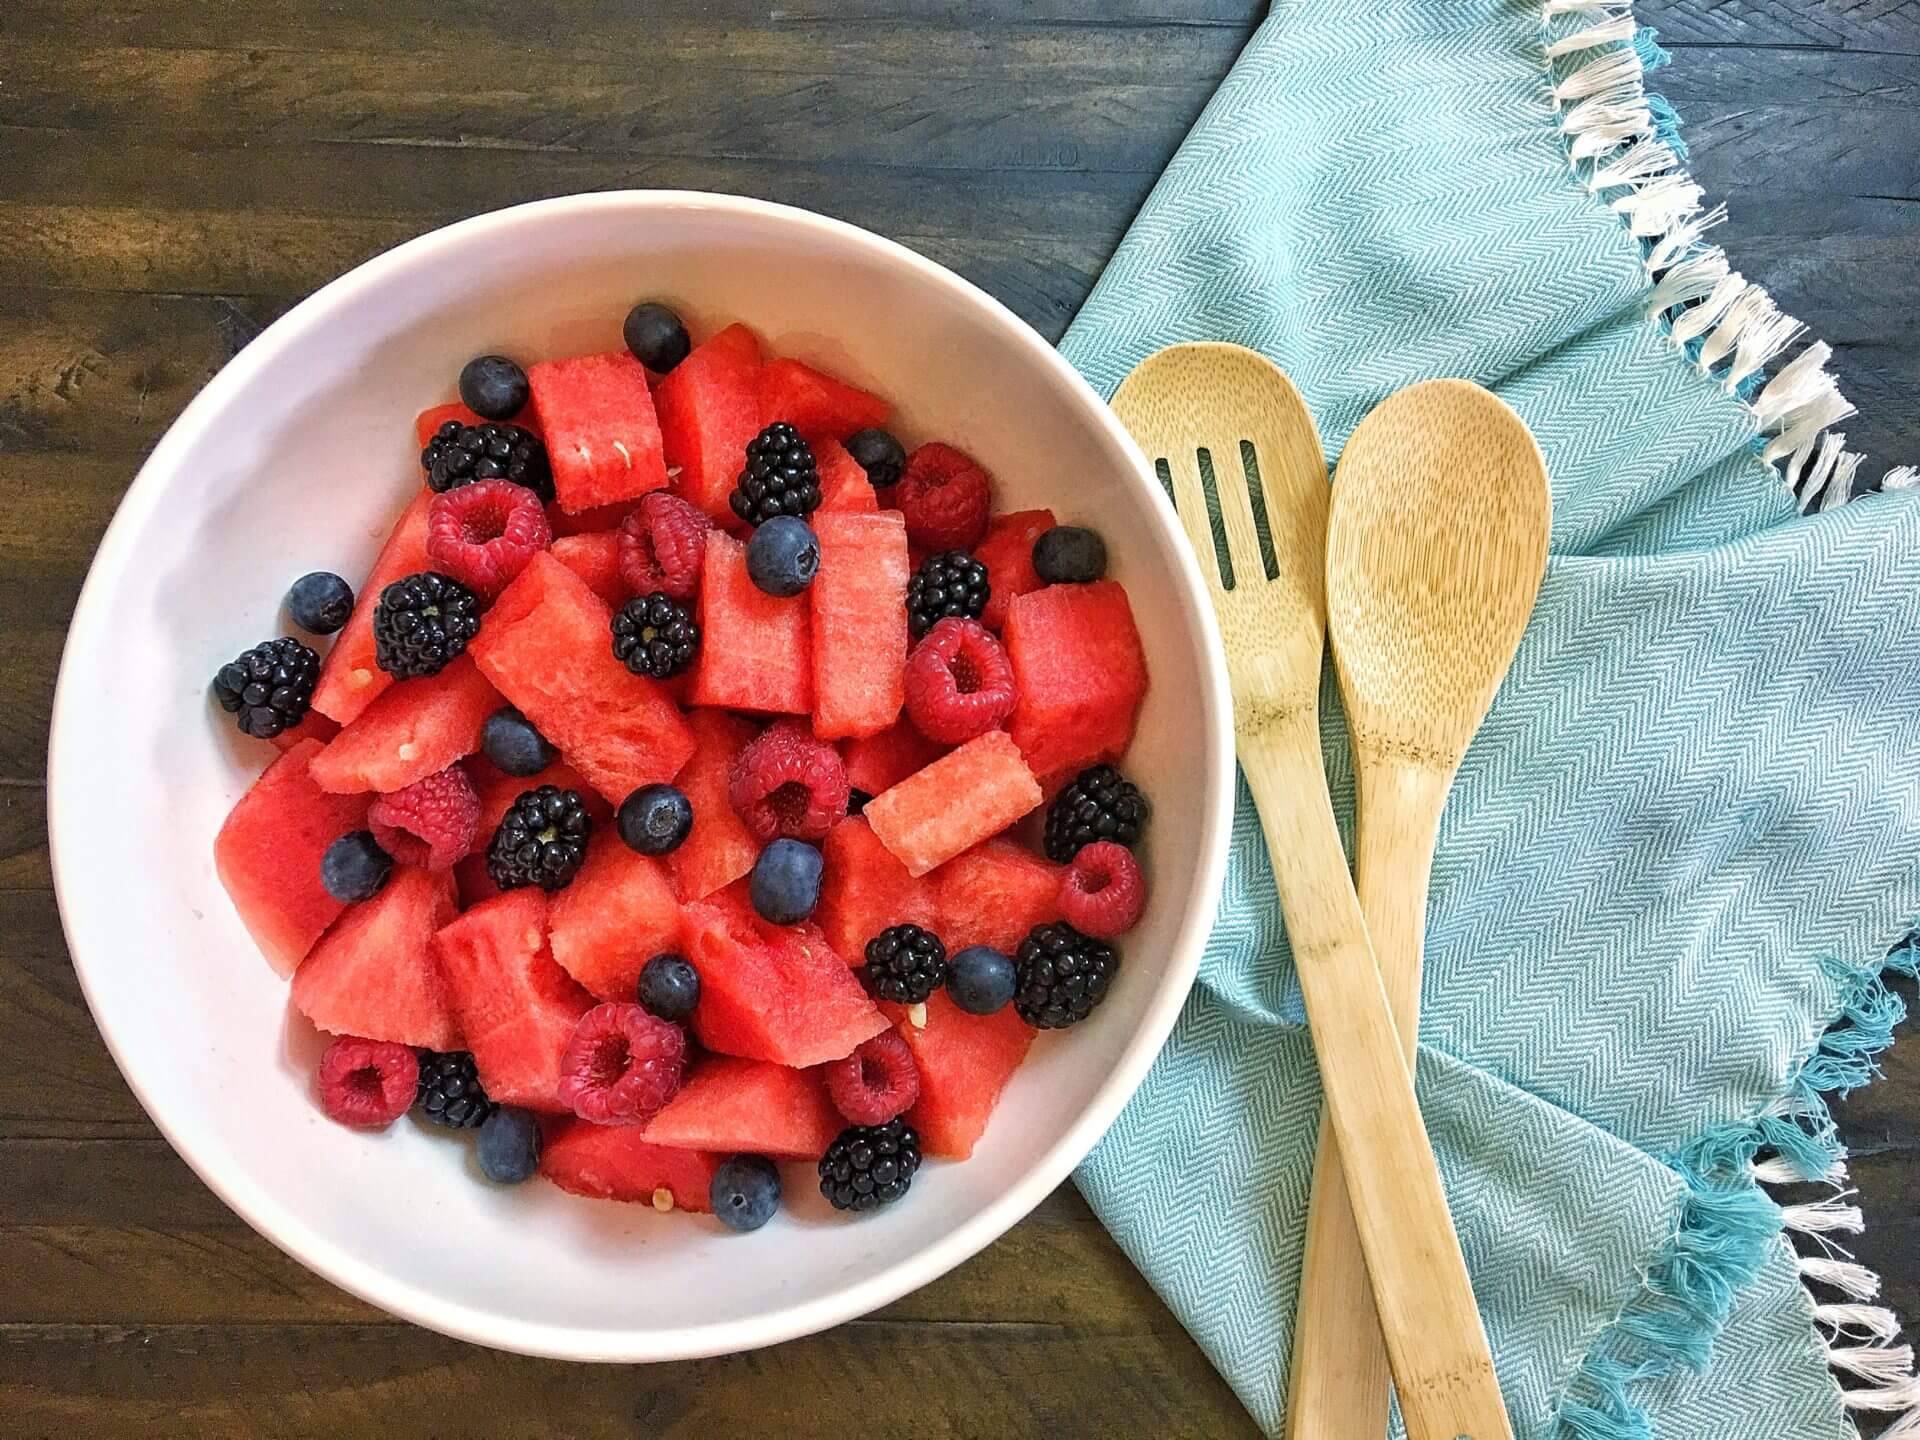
(1059, 3, 1920, 1437)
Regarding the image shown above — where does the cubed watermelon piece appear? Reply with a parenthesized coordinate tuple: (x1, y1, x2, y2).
(690, 532, 811, 715)
(680, 883, 887, 1065)
(548, 834, 680, 1002)
(540, 1120, 721, 1210)
(306, 655, 500, 794)
(432, 889, 592, 1112)
(527, 351, 671, 514)
(469, 552, 696, 802)
(642, 1056, 842, 1159)
(667, 709, 761, 902)
(864, 730, 1042, 877)
(816, 816, 938, 963)
(312, 492, 434, 725)
(547, 530, 629, 608)
(894, 990, 1036, 1159)
(810, 511, 909, 740)
(757, 357, 890, 442)
(291, 866, 460, 1049)
(214, 739, 373, 977)
(1005, 581, 1149, 782)
(815, 437, 879, 514)
(840, 719, 946, 797)
(931, 838, 1063, 953)
(267, 711, 340, 753)
(468, 755, 610, 846)
(973, 508, 1056, 631)
(654, 323, 764, 528)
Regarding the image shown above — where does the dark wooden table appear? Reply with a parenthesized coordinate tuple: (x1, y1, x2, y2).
(4, 3, 1916, 1435)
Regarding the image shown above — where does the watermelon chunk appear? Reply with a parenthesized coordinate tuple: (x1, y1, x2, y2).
(680, 883, 887, 1065)
(527, 351, 671, 514)
(654, 323, 764, 528)
(816, 816, 937, 963)
(469, 552, 696, 802)
(1005, 581, 1149, 782)
(312, 491, 433, 725)
(548, 530, 629, 608)
(810, 511, 909, 740)
(214, 739, 372, 977)
(415, 401, 541, 449)
(894, 990, 1035, 1159)
(973, 508, 1055, 631)
(864, 730, 1042, 877)
(266, 710, 340, 753)
(931, 838, 1063, 953)
(666, 709, 760, 902)
(841, 719, 946, 797)
(548, 833, 680, 1002)
(469, 755, 610, 845)
(757, 357, 890, 442)
(306, 655, 500, 794)
(815, 437, 879, 514)
(291, 866, 461, 1049)
(643, 1056, 842, 1159)
(690, 532, 812, 714)
(540, 1120, 721, 1210)
(431, 889, 593, 1112)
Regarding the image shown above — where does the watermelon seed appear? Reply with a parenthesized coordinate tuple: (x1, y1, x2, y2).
(908, 1003, 928, 1029)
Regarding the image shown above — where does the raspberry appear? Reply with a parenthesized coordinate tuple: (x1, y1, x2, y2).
(317, 1036, 418, 1128)
(1058, 841, 1146, 939)
(824, 1031, 921, 1126)
(556, 1002, 688, 1125)
(903, 618, 1017, 745)
(367, 765, 481, 871)
(728, 720, 850, 843)
(894, 442, 991, 552)
(619, 491, 709, 600)
(425, 479, 552, 600)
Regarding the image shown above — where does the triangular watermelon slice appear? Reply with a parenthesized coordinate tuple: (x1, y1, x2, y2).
(814, 437, 879, 514)
(756, 357, 889, 442)
(292, 866, 460, 1049)
(643, 1055, 842, 1159)
(306, 655, 501, 795)
(312, 491, 434, 725)
(654, 323, 764, 528)
(815, 815, 937, 964)
(547, 833, 681, 1002)
(840, 719, 946, 798)
(539, 1119, 721, 1210)
(666, 709, 761, 902)
(930, 838, 1063, 954)
(547, 530, 629, 609)
(972, 507, 1055, 631)
(892, 990, 1035, 1159)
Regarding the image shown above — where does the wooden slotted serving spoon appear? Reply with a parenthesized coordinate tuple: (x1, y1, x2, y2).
(1287, 379, 1550, 1440)
(1110, 345, 1513, 1440)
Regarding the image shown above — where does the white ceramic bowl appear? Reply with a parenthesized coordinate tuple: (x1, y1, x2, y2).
(48, 191, 1234, 1361)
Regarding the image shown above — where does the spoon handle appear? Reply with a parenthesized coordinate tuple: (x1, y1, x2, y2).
(1238, 717, 1510, 1440)
(1287, 764, 1456, 1440)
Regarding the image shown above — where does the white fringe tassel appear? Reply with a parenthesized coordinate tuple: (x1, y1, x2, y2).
(1543, 1, 1913, 511)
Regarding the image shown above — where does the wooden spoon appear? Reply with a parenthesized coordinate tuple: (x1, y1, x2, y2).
(1110, 345, 1514, 1440)
(1287, 380, 1550, 1440)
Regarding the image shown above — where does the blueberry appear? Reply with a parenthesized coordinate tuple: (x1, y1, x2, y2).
(481, 706, 556, 777)
(618, 783, 694, 856)
(947, 945, 1018, 1015)
(1032, 526, 1108, 585)
(637, 952, 701, 1022)
(623, 302, 691, 373)
(745, 516, 820, 598)
(321, 830, 393, 904)
(476, 1106, 542, 1184)
(287, 571, 355, 635)
(846, 427, 907, 489)
(750, 838, 823, 924)
(710, 1154, 781, 1233)
(458, 354, 530, 421)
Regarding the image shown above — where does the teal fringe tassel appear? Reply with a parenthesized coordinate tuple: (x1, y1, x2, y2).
(1556, 935, 1916, 1439)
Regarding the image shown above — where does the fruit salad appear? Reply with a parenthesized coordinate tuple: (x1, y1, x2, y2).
(211, 304, 1152, 1229)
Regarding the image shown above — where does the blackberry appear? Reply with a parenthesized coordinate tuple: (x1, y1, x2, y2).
(1043, 764, 1149, 863)
(414, 1050, 494, 1130)
(421, 420, 554, 504)
(372, 571, 481, 679)
(905, 550, 989, 639)
(863, 924, 948, 1005)
(818, 1117, 921, 1212)
(487, 784, 593, 892)
(610, 592, 700, 679)
(1014, 922, 1118, 1029)
(213, 636, 320, 739)
(731, 422, 821, 526)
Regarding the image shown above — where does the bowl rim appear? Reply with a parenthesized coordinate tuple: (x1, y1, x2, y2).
(47, 189, 1235, 1362)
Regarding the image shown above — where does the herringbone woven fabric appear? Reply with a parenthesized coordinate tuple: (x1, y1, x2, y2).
(1059, 2, 1920, 1436)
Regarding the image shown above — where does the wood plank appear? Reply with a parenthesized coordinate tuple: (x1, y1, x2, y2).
(0, 786, 51, 891)
(1636, 0, 1920, 53)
